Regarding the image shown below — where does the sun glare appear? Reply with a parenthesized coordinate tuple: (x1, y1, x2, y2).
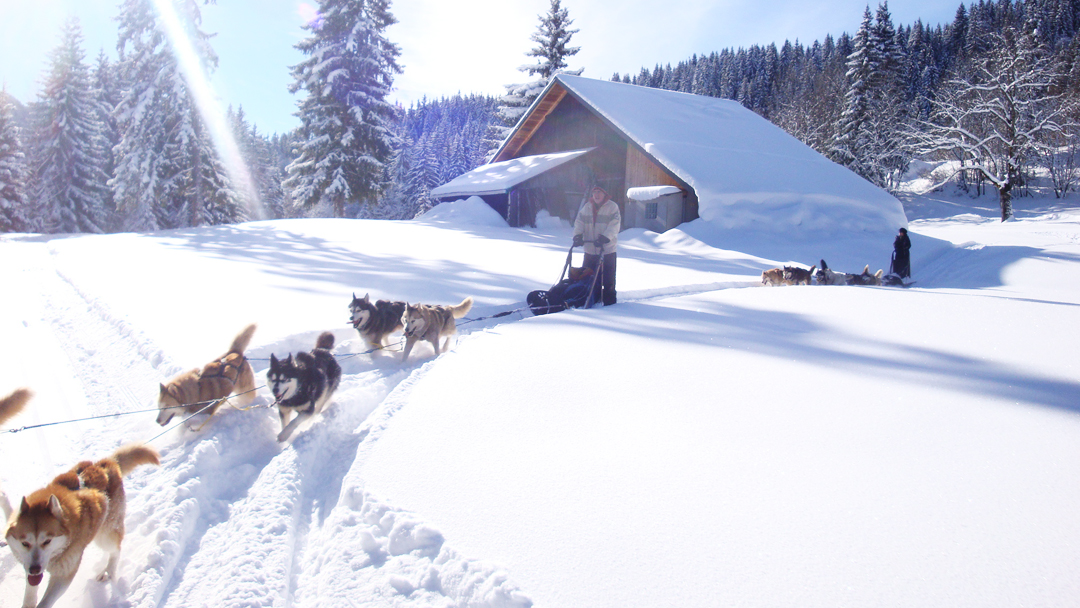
(151, 0, 264, 220)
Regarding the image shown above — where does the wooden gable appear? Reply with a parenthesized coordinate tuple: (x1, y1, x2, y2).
(494, 83, 568, 163)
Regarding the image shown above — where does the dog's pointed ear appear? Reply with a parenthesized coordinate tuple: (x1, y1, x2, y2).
(364, 293, 370, 302)
(20, 496, 30, 514)
(47, 495, 63, 519)
(352, 292, 356, 300)
(270, 353, 278, 366)
(159, 383, 167, 395)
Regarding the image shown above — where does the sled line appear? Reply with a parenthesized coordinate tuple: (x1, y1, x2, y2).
(1, 386, 266, 437)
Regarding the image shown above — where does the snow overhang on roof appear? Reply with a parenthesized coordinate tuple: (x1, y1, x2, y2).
(627, 185, 682, 201)
(429, 148, 594, 200)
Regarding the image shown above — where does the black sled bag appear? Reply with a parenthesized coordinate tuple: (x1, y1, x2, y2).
(528, 275, 595, 315)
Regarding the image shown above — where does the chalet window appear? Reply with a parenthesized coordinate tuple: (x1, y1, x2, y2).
(645, 202, 658, 220)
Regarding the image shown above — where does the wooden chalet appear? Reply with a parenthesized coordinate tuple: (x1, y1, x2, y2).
(430, 75, 696, 231)
(430, 74, 907, 236)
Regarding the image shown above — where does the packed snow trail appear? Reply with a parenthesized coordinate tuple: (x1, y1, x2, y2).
(0, 238, 537, 608)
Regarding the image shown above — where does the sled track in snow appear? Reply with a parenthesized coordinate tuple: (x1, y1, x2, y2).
(6, 248, 752, 608)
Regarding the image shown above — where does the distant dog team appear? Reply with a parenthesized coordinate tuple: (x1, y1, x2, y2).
(762, 260, 884, 287)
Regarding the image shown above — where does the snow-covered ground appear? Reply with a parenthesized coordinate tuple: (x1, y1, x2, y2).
(1, 189, 1079, 607)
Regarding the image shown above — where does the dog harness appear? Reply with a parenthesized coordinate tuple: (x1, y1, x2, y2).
(204, 354, 246, 383)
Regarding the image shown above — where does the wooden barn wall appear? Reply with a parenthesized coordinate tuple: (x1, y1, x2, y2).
(517, 95, 627, 208)
(625, 146, 679, 189)
(624, 146, 699, 223)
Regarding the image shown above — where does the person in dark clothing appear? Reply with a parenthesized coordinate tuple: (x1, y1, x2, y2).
(892, 227, 911, 278)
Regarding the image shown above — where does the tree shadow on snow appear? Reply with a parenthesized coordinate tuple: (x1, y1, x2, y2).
(154, 224, 536, 304)
(556, 299, 1080, 416)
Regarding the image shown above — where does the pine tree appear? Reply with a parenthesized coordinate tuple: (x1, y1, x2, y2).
(522, 0, 581, 80)
(0, 91, 28, 232)
(487, 0, 581, 157)
(92, 50, 122, 229)
(113, 0, 236, 231)
(285, 0, 402, 217)
(831, 2, 910, 191)
(30, 18, 109, 234)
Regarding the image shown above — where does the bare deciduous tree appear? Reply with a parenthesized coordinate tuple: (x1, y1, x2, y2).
(911, 26, 1071, 221)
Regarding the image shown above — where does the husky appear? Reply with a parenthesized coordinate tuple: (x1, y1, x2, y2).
(401, 297, 473, 362)
(0, 388, 32, 522)
(156, 324, 257, 428)
(815, 259, 850, 286)
(5, 444, 159, 608)
(848, 265, 885, 286)
(267, 332, 342, 442)
(761, 268, 786, 286)
(349, 293, 405, 350)
(782, 265, 816, 286)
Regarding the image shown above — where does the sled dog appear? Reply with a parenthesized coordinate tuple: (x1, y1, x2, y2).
(349, 293, 405, 350)
(402, 297, 473, 362)
(848, 265, 885, 286)
(814, 260, 850, 286)
(761, 268, 786, 286)
(0, 388, 32, 522)
(783, 265, 816, 286)
(156, 324, 257, 427)
(267, 332, 342, 442)
(5, 444, 159, 608)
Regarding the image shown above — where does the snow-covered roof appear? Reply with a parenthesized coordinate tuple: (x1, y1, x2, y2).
(627, 185, 682, 200)
(429, 148, 593, 199)
(509, 75, 909, 234)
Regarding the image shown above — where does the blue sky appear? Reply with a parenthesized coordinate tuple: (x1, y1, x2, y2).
(1, 0, 961, 135)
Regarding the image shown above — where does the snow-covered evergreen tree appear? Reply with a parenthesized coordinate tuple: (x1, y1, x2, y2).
(92, 50, 122, 229)
(113, 0, 238, 231)
(0, 91, 28, 232)
(29, 19, 110, 234)
(285, 0, 402, 217)
(831, 2, 910, 191)
(487, 0, 581, 157)
(229, 106, 286, 220)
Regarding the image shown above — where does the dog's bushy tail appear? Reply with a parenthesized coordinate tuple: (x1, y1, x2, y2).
(0, 387, 32, 427)
(315, 331, 335, 350)
(451, 297, 473, 319)
(112, 443, 161, 476)
(227, 323, 258, 355)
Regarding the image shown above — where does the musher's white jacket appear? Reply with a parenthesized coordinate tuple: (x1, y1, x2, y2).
(573, 198, 621, 256)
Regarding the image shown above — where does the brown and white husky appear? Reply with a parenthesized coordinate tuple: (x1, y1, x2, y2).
(4, 444, 159, 608)
(156, 324, 257, 427)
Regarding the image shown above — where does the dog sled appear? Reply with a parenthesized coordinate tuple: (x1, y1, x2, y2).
(528, 244, 604, 315)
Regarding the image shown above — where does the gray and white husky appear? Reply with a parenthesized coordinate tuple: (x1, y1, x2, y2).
(402, 297, 473, 362)
(267, 332, 342, 442)
(349, 293, 406, 350)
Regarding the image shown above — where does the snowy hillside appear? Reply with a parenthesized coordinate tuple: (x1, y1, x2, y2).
(1, 189, 1079, 608)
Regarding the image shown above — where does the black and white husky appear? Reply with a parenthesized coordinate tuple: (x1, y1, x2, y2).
(349, 293, 406, 351)
(267, 332, 342, 442)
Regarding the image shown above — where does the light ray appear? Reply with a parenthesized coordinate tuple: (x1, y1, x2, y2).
(152, 0, 264, 220)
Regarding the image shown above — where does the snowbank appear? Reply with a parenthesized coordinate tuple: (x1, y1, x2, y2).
(416, 196, 509, 228)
